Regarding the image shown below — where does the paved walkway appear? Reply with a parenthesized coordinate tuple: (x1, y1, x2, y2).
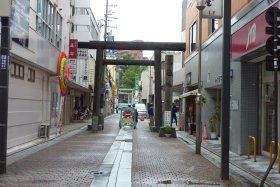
(2, 114, 277, 186)
(176, 131, 280, 187)
(1, 115, 119, 187)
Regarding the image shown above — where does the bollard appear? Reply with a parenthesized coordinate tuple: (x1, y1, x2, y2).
(269, 141, 280, 173)
(247, 136, 257, 162)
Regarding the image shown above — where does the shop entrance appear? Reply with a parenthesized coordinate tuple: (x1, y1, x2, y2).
(264, 82, 275, 152)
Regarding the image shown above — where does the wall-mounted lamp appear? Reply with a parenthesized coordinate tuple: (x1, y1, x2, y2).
(230, 69, 233, 78)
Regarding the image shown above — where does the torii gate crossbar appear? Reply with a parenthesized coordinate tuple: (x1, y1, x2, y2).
(78, 41, 186, 132)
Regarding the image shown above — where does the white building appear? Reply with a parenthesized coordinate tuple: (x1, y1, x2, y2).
(6, 0, 100, 149)
(7, 0, 70, 148)
(63, 0, 100, 125)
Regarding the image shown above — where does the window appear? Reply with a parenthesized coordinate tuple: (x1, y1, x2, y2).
(10, 62, 24, 79)
(211, 19, 219, 34)
(189, 21, 197, 53)
(28, 68, 35, 82)
(36, 0, 62, 49)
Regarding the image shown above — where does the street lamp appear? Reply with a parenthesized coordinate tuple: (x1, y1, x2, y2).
(195, 0, 205, 155)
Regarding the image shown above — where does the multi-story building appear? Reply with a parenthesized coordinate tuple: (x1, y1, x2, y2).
(64, 0, 100, 124)
(7, 0, 70, 148)
(5, 0, 99, 149)
(182, 0, 280, 155)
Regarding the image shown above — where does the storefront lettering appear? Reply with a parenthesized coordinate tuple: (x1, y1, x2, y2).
(246, 23, 256, 50)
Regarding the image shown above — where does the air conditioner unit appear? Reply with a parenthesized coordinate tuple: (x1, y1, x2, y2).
(38, 124, 50, 138)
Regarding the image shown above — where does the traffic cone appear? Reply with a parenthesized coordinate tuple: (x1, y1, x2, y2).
(202, 124, 208, 140)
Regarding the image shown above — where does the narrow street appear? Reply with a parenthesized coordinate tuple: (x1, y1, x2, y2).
(1, 114, 245, 186)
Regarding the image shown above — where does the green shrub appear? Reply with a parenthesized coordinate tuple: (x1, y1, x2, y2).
(163, 125, 172, 134)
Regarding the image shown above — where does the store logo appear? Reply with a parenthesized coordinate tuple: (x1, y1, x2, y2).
(246, 23, 256, 50)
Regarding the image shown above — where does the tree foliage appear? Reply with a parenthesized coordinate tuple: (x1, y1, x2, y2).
(121, 66, 142, 88)
(118, 53, 142, 88)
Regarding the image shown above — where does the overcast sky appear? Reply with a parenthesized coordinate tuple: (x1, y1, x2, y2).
(90, 0, 182, 42)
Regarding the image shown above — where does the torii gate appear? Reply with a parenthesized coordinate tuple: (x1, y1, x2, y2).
(78, 41, 186, 131)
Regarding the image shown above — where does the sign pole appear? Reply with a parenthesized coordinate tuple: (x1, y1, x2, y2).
(0, 16, 10, 174)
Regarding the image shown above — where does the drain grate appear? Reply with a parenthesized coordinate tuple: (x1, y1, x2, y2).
(185, 180, 219, 185)
(158, 180, 172, 184)
(88, 171, 104, 175)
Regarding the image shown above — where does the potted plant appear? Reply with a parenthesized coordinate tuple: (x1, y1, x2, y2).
(208, 106, 220, 140)
(163, 125, 173, 137)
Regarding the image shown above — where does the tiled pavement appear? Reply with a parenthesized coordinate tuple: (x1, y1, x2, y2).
(2, 114, 279, 187)
(176, 131, 280, 187)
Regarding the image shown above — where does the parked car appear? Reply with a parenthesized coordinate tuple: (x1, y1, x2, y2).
(134, 103, 147, 118)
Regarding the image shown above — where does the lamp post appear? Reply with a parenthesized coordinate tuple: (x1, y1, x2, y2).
(195, 0, 205, 155)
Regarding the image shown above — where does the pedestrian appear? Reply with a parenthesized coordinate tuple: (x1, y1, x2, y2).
(171, 103, 177, 127)
(148, 104, 154, 127)
(132, 104, 138, 125)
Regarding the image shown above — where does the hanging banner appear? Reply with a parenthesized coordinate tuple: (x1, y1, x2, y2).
(69, 39, 78, 59)
(57, 96, 65, 133)
(11, 0, 30, 47)
(202, 0, 223, 19)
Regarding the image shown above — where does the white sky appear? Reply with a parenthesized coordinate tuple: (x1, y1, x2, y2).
(90, 0, 182, 43)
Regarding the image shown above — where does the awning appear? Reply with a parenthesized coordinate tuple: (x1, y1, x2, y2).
(179, 89, 198, 99)
(68, 81, 92, 93)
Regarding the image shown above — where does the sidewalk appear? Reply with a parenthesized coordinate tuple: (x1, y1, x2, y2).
(7, 119, 90, 156)
(176, 130, 280, 187)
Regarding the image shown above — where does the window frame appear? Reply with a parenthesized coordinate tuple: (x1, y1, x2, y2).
(189, 21, 197, 53)
(27, 68, 35, 82)
(10, 62, 25, 80)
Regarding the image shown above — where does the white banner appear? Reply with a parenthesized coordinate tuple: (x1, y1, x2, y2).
(202, 0, 223, 19)
(69, 59, 77, 74)
(57, 96, 65, 133)
(164, 111, 171, 125)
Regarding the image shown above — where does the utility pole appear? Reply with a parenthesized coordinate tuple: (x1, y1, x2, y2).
(195, 0, 205, 155)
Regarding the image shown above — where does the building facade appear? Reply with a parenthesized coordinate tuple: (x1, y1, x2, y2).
(6, 0, 100, 149)
(182, 0, 280, 155)
(7, 0, 70, 148)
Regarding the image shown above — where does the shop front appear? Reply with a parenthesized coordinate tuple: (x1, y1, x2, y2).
(231, 0, 280, 154)
(179, 89, 197, 134)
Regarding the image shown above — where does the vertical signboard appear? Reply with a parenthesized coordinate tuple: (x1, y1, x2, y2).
(10, 0, 30, 48)
(164, 111, 171, 125)
(69, 39, 78, 59)
(202, 0, 223, 19)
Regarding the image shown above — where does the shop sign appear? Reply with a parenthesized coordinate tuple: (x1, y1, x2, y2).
(68, 59, 77, 73)
(231, 1, 279, 60)
(69, 39, 78, 59)
(202, 0, 223, 19)
(78, 48, 88, 59)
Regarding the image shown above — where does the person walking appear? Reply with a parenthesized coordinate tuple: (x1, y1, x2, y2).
(148, 104, 154, 129)
(171, 103, 177, 127)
